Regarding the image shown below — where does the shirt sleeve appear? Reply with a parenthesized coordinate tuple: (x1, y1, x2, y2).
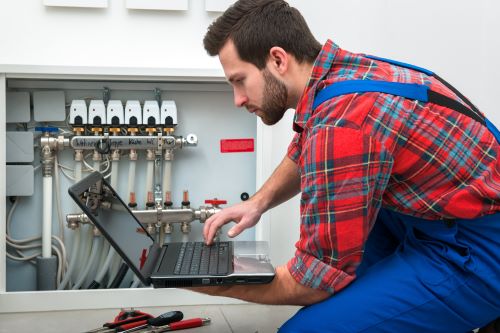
(287, 132, 301, 163)
(287, 125, 394, 293)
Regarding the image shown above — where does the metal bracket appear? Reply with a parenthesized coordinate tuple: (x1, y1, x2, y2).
(154, 88, 162, 106)
(103, 87, 111, 105)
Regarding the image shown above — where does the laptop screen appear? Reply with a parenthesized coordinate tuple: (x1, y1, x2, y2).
(70, 173, 155, 281)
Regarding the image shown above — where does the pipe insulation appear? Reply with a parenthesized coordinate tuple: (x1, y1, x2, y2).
(36, 256, 58, 290)
(42, 176, 53, 258)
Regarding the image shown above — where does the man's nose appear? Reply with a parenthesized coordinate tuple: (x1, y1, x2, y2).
(234, 91, 248, 107)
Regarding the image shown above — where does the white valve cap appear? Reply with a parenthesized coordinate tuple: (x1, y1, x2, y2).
(125, 100, 142, 126)
(186, 133, 198, 145)
(143, 101, 160, 126)
(161, 100, 178, 127)
(106, 100, 124, 126)
(69, 100, 87, 125)
(88, 100, 106, 126)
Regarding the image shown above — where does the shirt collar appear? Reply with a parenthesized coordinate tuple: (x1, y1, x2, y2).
(293, 39, 340, 133)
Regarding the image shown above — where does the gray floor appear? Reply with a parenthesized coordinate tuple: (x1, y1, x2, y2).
(0, 304, 301, 333)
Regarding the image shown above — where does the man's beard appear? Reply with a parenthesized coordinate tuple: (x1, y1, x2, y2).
(258, 69, 289, 125)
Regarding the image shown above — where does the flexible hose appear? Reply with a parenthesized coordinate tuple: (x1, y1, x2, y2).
(94, 246, 115, 285)
(145, 159, 154, 205)
(72, 236, 102, 290)
(163, 158, 172, 201)
(109, 263, 129, 289)
(53, 154, 64, 242)
(111, 160, 119, 188)
(57, 227, 80, 290)
(128, 160, 136, 197)
(107, 255, 123, 288)
(130, 275, 142, 288)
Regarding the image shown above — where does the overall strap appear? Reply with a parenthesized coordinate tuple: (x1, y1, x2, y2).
(313, 55, 486, 126)
(485, 118, 500, 144)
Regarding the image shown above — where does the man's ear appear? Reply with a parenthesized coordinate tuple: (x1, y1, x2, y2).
(268, 46, 289, 75)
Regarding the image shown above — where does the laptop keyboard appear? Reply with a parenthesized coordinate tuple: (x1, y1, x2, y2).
(174, 242, 230, 276)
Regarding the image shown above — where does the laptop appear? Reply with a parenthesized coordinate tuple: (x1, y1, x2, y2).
(68, 171, 275, 288)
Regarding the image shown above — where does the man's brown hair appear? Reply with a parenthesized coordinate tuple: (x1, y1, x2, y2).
(203, 0, 321, 69)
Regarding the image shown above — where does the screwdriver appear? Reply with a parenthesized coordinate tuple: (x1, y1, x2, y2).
(120, 311, 184, 333)
(139, 318, 211, 333)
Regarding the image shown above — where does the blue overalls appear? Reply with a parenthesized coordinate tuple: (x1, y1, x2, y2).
(279, 56, 500, 333)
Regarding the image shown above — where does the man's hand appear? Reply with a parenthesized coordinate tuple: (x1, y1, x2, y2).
(203, 199, 264, 245)
(203, 156, 301, 245)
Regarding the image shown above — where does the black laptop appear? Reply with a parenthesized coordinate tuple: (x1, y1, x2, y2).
(68, 171, 275, 288)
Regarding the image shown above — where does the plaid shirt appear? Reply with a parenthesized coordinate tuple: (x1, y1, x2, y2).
(286, 40, 500, 293)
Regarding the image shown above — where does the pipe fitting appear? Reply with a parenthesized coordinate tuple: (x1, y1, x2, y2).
(129, 149, 138, 161)
(146, 223, 156, 235)
(196, 206, 222, 223)
(66, 213, 91, 227)
(146, 149, 155, 161)
(164, 149, 174, 161)
(74, 149, 84, 162)
(92, 150, 102, 162)
(164, 223, 173, 234)
(181, 222, 191, 234)
(41, 145, 54, 177)
(111, 149, 120, 161)
(40, 134, 68, 151)
(67, 220, 79, 230)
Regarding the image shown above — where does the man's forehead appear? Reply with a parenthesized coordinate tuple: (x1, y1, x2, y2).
(219, 40, 243, 65)
(219, 40, 259, 79)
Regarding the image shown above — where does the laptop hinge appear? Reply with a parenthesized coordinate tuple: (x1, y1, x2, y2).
(140, 243, 162, 284)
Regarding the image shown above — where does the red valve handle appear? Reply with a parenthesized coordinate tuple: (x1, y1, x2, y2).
(204, 199, 227, 206)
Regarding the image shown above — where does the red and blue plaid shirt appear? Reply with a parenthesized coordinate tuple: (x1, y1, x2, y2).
(286, 40, 500, 293)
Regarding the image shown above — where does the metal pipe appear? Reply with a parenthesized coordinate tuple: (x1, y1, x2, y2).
(133, 206, 221, 224)
(70, 134, 197, 150)
(66, 206, 221, 227)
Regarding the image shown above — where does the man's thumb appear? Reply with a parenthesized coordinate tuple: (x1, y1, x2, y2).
(228, 226, 241, 238)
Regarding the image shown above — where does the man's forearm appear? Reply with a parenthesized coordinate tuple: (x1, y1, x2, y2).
(189, 265, 330, 306)
(252, 156, 301, 212)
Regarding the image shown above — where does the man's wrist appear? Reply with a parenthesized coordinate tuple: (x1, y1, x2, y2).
(249, 192, 270, 214)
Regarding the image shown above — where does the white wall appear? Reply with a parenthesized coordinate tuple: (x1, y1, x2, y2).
(0, 0, 221, 69)
(0, 0, 498, 122)
(289, 0, 500, 124)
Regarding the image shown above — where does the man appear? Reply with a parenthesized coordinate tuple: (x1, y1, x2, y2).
(193, 0, 500, 332)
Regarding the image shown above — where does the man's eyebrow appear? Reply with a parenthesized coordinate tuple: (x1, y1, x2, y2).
(227, 74, 242, 83)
